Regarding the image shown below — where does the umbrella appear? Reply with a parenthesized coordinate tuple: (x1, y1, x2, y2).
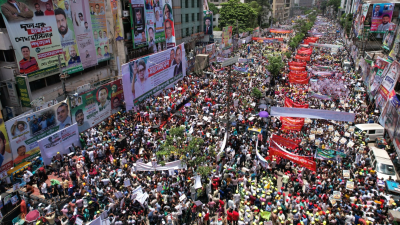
(25, 210, 40, 223)
(184, 103, 191, 107)
(259, 111, 269, 118)
(259, 104, 267, 109)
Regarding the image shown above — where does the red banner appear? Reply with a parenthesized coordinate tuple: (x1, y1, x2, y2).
(289, 72, 308, 79)
(270, 29, 293, 34)
(271, 134, 299, 150)
(269, 147, 316, 172)
(298, 47, 312, 52)
(295, 55, 311, 61)
(297, 49, 312, 55)
(281, 117, 304, 131)
(289, 66, 306, 71)
(288, 61, 307, 67)
(252, 37, 284, 41)
(289, 76, 310, 84)
(284, 97, 309, 108)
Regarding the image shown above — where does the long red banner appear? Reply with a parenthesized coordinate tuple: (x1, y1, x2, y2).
(271, 134, 299, 150)
(281, 117, 304, 131)
(289, 66, 306, 71)
(284, 97, 309, 108)
(288, 61, 307, 67)
(269, 147, 316, 172)
(289, 72, 308, 79)
(289, 76, 310, 84)
(297, 49, 312, 55)
(295, 55, 311, 61)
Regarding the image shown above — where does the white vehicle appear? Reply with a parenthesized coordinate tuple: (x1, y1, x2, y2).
(369, 147, 398, 181)
(355, 123, 384, 142)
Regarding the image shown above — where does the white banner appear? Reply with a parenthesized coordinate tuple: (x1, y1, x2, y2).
(38, 123, 81, 165)
(135, 160, 186, 171)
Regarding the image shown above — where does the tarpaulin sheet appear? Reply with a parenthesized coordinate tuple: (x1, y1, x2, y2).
(281, 117, 305, 131)
(271, 134, 299, 150)
(284, 97, 309, 108)
(271, 107, 356, 122)
(269, 146, 316, 172)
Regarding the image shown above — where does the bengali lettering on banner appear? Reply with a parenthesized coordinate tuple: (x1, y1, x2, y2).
(371, 3, 394, 33)
(122, 43, 186, 110)
(71, 79, 124, 133)
(53, 1, 83, 74)
(280, 117, 304, 131)
(0, 111, 12, 175)
(378, 61, 400, 101)
(269, 147, 316, 172)
(38, 123, 81, 165)
(131, 0, 147, 49)
(70, 0, 97, 68)
(0, 0, 64, 78)
(271, 134, 299, 150)
(89, 0, 111, 63)
(284, 98, 309, 108)
(163, 0, 175, 48)
(5, 100, 71, 167)
(111, 0, 123, 40)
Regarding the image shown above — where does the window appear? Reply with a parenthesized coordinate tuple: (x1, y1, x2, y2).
(186, 28, 189, 37)
(198, 0, 201, 7)
(192, 13, 195, 21)
(197, 13, 200, 21)
(0, 50, 15, 62)
(369, 130, 376, 134)
(213, 18, 216, 21)
(192, 0, 194, 7)
(182, 29, 185, 37)
(186, 14, 189, 22)
(197, 25, 200, 33)
(185, 0, 188, 8)
(0, 15, 5, 28)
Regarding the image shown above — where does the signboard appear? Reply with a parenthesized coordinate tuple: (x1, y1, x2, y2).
(38, 123, 80, 165)
(5, 100, 71, 167)
(0, 0, 64, 78)
(371, 3, 394, 33)
(71, 79, 124, 133)
(15, 76, 31, 107)
(122, 43, 186, 110)
(89, 0, 111, 63)
(0, 111, 12, 174)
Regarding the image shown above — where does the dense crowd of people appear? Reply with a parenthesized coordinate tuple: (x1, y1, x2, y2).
(6, 15, 399, 225)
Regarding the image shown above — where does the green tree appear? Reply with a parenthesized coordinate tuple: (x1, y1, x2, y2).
(266, 55, 284, 77)
(219, 0, 259, 32)
(327, 0, 340, 11)
(208, 2, 219, 15)
(156, 126, 216, 168)
(251, 87, 263, 98)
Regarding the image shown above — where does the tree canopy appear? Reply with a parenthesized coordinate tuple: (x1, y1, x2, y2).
(219, 0, 259, 33)
(208, 2, 219, 15)
(266, 55, 285, 77)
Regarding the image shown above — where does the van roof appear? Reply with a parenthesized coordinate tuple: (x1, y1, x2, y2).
(355, 123, 384, 130)
(374, 157, 394, 165)
(371, 147, 390, 159)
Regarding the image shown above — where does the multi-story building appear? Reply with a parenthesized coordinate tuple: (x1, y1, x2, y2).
(271, 0, 292, 22)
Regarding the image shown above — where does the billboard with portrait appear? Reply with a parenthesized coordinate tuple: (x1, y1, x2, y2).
(71, 0, 97, 69)
(110, 0, 123, 40)
(371, 3, 394, 33)
(203, 11, 212, 35)
(0, 111, 12, 175)
(89, 0, 111, 63)
(38, 123, 80, 165)
(162, 0, 175, 48)
(131, 0, 147, 49)
(70, 79, 124, 133)
(5, 100, 71, 167)
(122, 43, 186, 110)
(0, 0, 64, 78)
(222, 26, 232, 48)
(206, 43, 216, 65)
(378, 60, 400, 101)
(53, 0, 84, 74)
(153, 2, 165, 45)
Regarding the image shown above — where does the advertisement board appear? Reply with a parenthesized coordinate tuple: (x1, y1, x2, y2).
(371, 3, 394, 33)
(0, 111, 12, 174)
(122, 43, 186, 110)
(5, 100, 71, 167)
(111, 0, 123, 40)
(203, 11, 212, 35)
(163, 0, 175, 48)
(131, 0, 147, 49)
(89, 0, 111, 63)
(38, 123, 80, 165)
(0, 0, 64, 78)
(71, 0, 97, 69)
(71, 79, 124, 133)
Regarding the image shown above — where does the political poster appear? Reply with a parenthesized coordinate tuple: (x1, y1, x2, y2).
(389, 26, 400, 61)
(346, 181, 354, 190)
(122, 43, 186, 110)
(205, 43, 216, 65)
(52, 0, 83, 74)
(0, 111, 12, 174)
(89, 0, 111, 63)
(222, 26, 232, 48)
(110, 0, 123, 40)
(70, 0, 97, 68)
(371, 3, 394, 33)
(163, 0, 175, 48)
(343, 170, 350, 179)
(368, 57, 391, 96)
(393, 117, 400, 156)
(153, 0, 165, 45)
(383, 96, 400, 139)
(38, 123, 80, 165)
(5, 100, 71, 167)
(203, 11, 212, 35)
(382, 24, 397, 51)
(378, 61, 400, 101)
(0, 0, 64, 78)
(70, 79, 124, 133)
(354, 3, 370, 38)
(131, 0, 147, 49)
